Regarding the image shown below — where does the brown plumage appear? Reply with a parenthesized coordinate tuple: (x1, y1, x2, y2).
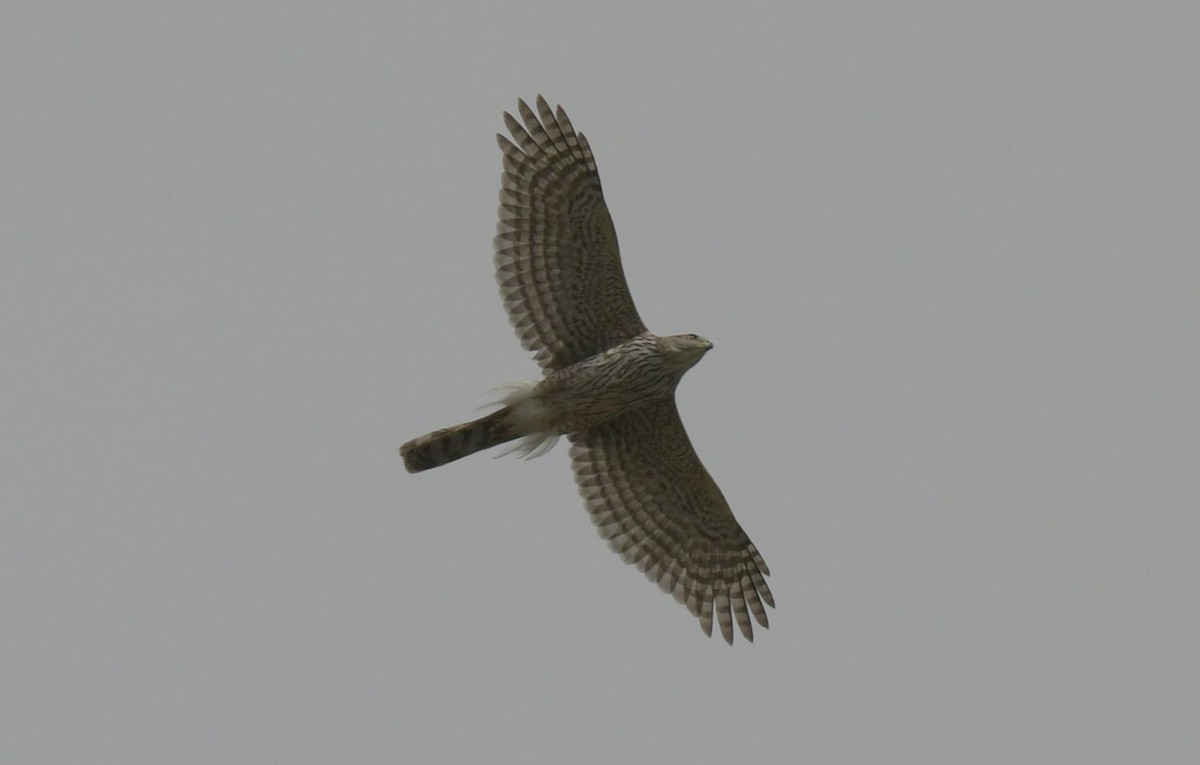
(400, 409, 518, 473)
(400, 97, 773, 643)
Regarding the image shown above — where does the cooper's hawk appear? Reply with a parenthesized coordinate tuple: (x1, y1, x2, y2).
(401, 96, 773, 643)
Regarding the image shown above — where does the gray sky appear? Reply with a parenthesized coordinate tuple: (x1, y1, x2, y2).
(4, 2, 1198, 763)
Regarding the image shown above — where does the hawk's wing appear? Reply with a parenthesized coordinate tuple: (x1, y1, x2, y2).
(494, 96, 647, 371)
(568, 399, 774, 643)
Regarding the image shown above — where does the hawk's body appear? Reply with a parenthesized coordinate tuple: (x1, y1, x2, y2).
(400, 97, 773, 643)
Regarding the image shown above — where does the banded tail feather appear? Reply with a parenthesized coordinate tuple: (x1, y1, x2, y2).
(400, 409, 519, 473)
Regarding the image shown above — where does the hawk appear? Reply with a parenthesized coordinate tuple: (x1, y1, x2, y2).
(401, 97, 773, 643)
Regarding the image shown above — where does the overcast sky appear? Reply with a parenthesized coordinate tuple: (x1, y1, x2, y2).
(3, 2, 1198, 763)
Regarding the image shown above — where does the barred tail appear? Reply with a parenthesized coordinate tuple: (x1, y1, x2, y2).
(400, 409, 518, 473)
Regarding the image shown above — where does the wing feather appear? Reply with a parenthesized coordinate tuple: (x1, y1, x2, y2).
(494, 96, 646, 371)
(568, 400, 773, 644)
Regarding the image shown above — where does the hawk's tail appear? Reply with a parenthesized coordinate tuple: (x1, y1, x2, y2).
(400, 409, 518, 473)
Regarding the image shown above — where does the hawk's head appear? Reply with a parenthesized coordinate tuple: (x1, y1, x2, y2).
(660, 333, 713, 371)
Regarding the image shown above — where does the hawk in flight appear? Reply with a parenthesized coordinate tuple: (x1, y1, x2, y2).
(401, 97, 773, 643)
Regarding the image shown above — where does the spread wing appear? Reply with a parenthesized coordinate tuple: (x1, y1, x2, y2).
(494, 96, 647, 371)
(568, 399, 774, 643)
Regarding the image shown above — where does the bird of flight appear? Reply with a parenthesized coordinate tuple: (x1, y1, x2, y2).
(401, 97, 772, 643)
